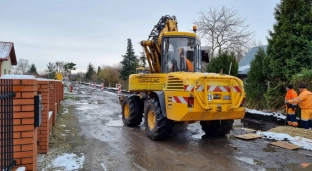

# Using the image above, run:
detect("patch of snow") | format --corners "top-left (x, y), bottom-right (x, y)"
top-left (106, 120), bottom-right (123, 127)
top-left (101, 163), bottom-right (108, 171)
top-left (50, 153), bottom-right (84, 170)
top-left (238, 65), bottom-right (250, 72)
top-left (246, 108), bottom-right (286, 120)
top-left (234, 156), bottom-right (255, 165)
top-left (76, 106), bottom-right (93, 110)
top-left (15, 167), bottom-right (26, 171)
top-left (118, 115), bottom-right (122, 118)
top-left (62, 108), bottom-right (69, 114)
top-left (191, 132), bottom-right (205, 139)
top-left (49, 111), bottom-right (53, 119)
top-left (257, 131), bottom-right (312, 151)
top-left (60, 125), bottom-right (66, 127)
top-left (0, 75), bottom-right (35, 79)
top-left (187, 123), bottom-right (205, 139)
top-left (61, 134), bottom-right (66, 136)
top-left (103, 91), bottom-right (117, 96)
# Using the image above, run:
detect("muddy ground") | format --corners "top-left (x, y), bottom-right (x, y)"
top-left (41, 85), bottom-right (312, 171)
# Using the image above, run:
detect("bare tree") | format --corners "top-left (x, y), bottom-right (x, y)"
top-left (193, 6), bottom-right (254, 61)
top-left (14, 59), bottom-right (30, 74)
top-left (55, 61), bottom-right (65, 74)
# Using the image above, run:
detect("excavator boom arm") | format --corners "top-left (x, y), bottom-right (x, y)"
top-left (141, 15), bottom-right (178, 73)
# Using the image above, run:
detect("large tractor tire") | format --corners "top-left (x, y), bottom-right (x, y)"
top-left (200, 120), bottom-right (234, 136)
top-left (144, 98), bottom-right (174, 140)
top-left (122, 96), bottom-right (144, 127)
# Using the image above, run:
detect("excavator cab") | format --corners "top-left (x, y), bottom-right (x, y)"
top-left (162, 36), bottom-right (201, 73)
top-left (136, 67), bottom-right (150, 74)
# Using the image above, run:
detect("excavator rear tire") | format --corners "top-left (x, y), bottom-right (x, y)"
top-left (122, 96), bottom-right (143, 127)
top-left (200, 120), bottom-right (234, 136)
top-left (144, 98), bottom-right (174, 140)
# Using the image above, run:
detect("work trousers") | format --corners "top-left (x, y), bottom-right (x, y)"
top-left (300, 109), bottom-right (312, 129)
top-left (286, 107), bottom-right (298, 127)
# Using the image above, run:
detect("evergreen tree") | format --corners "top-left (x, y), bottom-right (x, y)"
top-left (263, 0), bottom-right (312, 109)
top-left (85, 62), bottom-right (96, 81)
top-left (245, 47), bottom-right (267, 109)
top-left (265, 0), bottom-right (312, 82)
top-left (47, 62), bottom-right (56, 79)
top-left (119, 38), bottom-right (139, 81)
top-left (97, 66), bottom-right (101, 75)
top-left (28, 64), bottom-right (38, 76)
top-left (206, 51), bottom-right (238, 76)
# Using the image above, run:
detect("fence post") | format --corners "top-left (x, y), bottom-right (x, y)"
top-left (0, 79), bottom-right (16, 171)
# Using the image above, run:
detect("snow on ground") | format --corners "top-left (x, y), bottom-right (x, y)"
top-left (49, 153), bottom-right (85, 170)
top-left (62, 108), bottom-right (69, 114)
top-left (103, 91), bottom-right (118, 96)
top-left (76, 106), bottom-right (94, 110)
top-left (246, 108), bottom-right (286, 120)
top-left (187, 123), bottom-right (205, 139)
top-left (257, 131), bottom-right (312, 151)
top-left (15, 166), bottom-right (26, 171)
top-left (106, 119), bottom-right (123, 127)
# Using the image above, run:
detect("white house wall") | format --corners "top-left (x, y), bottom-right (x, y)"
top-left (1, 58), bottom-right (12, 76)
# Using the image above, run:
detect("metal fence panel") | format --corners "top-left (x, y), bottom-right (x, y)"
top-left (0, 79), bottom-right (16, 171)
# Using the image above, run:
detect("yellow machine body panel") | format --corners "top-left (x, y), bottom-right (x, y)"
top-left (129, 73), bottom-right (166, 91)
top-left (163, 72), bottom-right (245, 121)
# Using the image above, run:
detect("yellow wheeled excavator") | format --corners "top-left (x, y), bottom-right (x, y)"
top-left (119, 15), bottom-right (246, 140)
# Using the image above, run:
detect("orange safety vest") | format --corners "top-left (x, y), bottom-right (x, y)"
top-left (285, 89), bottom-right (298, 105)
top-left (292, 89), bottom-right (312, 110)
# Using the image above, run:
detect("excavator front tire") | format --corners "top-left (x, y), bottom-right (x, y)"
top-left (144, 98), bottom-right (174, 140)
top-left (122, 96), bottom-right (143, 127)
top-left (200, 120), bottom-right (234, 136)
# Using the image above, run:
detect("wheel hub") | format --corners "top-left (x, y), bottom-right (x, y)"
top-left (124, 103), bottom-right (129, 119)
top-left (147, 110), bottom-right (156, 130)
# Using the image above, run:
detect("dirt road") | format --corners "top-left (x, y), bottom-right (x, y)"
top-left (41, 85), bottom-right (312, 171)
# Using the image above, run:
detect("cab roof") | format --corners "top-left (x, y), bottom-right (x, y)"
top-left (162, 32), bottom-right (201, 42)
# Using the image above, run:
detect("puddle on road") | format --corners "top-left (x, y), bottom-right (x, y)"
top-left (262, 146), bottom-right (277, 152)
top-left (106, 120), bottom-right (123, 127)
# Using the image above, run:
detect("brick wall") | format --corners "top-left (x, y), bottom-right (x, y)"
top-left (12, 79), bottom-right (38, 171)
top-left (37, 80), bottom-right (49, 154)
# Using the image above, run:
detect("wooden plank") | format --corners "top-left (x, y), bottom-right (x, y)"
top-left (234, 134), bottom-right (263, 140)
top-left (270, 141), bottom-right (300, 150)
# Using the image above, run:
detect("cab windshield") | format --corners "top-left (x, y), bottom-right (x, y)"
top-left (162, 37), bottom-right (195, 73)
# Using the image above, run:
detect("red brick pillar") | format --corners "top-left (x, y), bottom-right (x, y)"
top-left (37, 79), bottom-right (49, 154)
top-left (49, 80), bottom-right (56, 125)
top-left (11, 78), bottom-right (38, 171)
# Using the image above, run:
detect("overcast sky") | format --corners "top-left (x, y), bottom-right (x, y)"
top-left (0, 0), bottom-right (280, 73)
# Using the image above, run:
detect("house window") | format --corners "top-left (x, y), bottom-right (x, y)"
top-left (4, 69), bottom-right (6, 75)
top-left (8, 70), bottom-right (10, 74)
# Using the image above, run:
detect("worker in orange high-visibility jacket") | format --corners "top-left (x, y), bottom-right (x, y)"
top-left (284, 85), bottom-right (298, 126)
top-left (286, 83), bottom-right (312, 129)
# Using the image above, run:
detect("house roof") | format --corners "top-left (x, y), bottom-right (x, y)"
top-left (0, 42), bottom-right (17, 65)
top-left (238, 45), bottom-right (267, 75)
